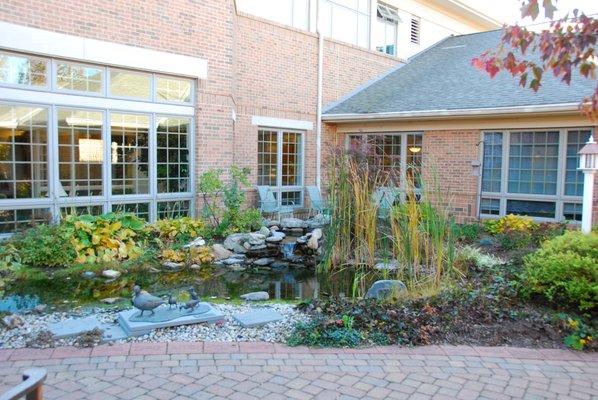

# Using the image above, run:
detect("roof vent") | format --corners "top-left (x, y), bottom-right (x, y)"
top-left (410, 16), bottom-right (421, 45)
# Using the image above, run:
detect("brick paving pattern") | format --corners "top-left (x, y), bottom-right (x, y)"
top-left (0, 343), bottom-right (596, 399)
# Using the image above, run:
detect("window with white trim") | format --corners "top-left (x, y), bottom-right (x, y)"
top-left (347, 132), bottom-right (423, 189)
top-left (257, 129), bottom-right (304, 207)
top-left (236, 0), bottom-right (310, 30)
top-left (320, 0), bottom-right (370, 48)
top-left (0, 50), bottom-right (196, 234)
top-left (374, 3), bottom-right (399, 56)
top-left (480, 129), bottom-right (592, 221)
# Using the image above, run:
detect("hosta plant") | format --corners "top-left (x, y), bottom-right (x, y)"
top-left (153, 217), bottom-right (206, 245)
top-left (484, 214), bottom-right (538, 235)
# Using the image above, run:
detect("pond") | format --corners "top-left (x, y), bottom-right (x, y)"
top-left (2, 263), bottom-right (391, 310)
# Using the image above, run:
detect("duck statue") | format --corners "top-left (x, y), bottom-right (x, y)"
top-left (132, 285), bottom-right (165, 316)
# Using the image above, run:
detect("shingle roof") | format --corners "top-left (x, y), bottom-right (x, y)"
top-left (324, 30), bottom-right (595, 116)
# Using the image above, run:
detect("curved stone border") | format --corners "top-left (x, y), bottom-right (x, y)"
top-left (1, 343), bottom-right (596, 361)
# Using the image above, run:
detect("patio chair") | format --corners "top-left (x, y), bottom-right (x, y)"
top-left (305, 185), bottom-right (329, 216)
top-left (257, 186), bottom-right (278, 214)
top-left (373, 187), bottom-right (400, 219)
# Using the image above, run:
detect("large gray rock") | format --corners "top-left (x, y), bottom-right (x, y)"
top-left (240, 291), bottom-right (270, 301)
top-left (212, 244), bottom-right (233, 261)
top-left (281, 217), bottom-right (306, 229)
top-left (233, 309), bottom-right (283, 327)
top-left (223, 258), bottom-right (245, 265)
top-left (307, 228), bottom-right (323, 250)
top-left (102, 269), bottom-right (121, 279)
top-left (224, 233), bottom-right (266, 253)
top-left (253, 257), bottom-right (275, 266)
top-left (266, 231), bottom-right (285, 243)
top-left (259, 226), bottom-right (271, 237)
top-left (162, 261), bottom-right (184, 270)
top-left (374, 260), bottom-right (399, 271)
top-left (183, 236), bottom-right (206, 249)
top-left (365, 280), bottom-right (407, 300)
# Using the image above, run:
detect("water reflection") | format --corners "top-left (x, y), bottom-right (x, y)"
top-left (0, 294), bottom-right (40, 313)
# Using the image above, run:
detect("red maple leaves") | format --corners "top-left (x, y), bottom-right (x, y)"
top-left (472, 0), bottom-right (598, 118)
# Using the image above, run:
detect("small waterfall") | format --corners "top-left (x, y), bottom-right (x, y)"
top-left (281, 242), bottom-right (296, 260)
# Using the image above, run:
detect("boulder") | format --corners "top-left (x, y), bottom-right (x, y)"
top-left (307, 228), bottom-right (323, 250)
top-left (81, 271), bottom-right (95, 279)
top-left (190, 264), bottom-right (201, 270)
top-left (102, 269), bottom-right (121, 279)
top-left (162, 262), bottom-right (184, 270)
top-left (183, 236), bottom-right (206, 249)
top-left (271, 261), bottom-right (289, 269)
top-left (253, 257), bottom-right (275, 266)
top-left (270, 225), bottom-right (280, 232)
top-left (374, 260), bottom-right (399, 271)
top-left (259, 226), bottom-right (271, 237)
top-left (306, 214), bottom-right (331, 229)
top-left (212, 244), bottom-right (234, 261)
top-left (223, 258), bottom-right (245, 265)
top-left (240, 291), bottom-right (270, 301)
top-left (266, 231), bottom-right (285, 243)
top-left (264, 218), bottom-right (280, 227)
top-left (2, 314), bottom-right (24, 329)
top-left (281, 217), bottom-right (306, 229)
top-left (223, 233), bottom-right (251, 253)
top-left (365, 280), bottom-right (407, 300)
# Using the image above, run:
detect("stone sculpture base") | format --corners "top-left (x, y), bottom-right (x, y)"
top-left (128, 303), bottom-right (211, 323)
top-left (118, 303), bottom-right (224, 336)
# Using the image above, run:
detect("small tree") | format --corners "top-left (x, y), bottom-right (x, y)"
top-left (472, 0), bottom-right (598, 117)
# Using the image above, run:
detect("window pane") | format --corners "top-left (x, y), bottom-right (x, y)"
top-left (506, 200), bottom-right (556, 219)
top-left (56, 62), bottom-right (102, 93)
top-left (112, 202), bottom-right (150, 221)
top-left (281, 191), bottom-right (302, 206)
top-left (563, 202), bottom-right (582, 222)
top-left (110, 113), bottom-right (150, 195)
top-left (480, 198), bottom-right (500, 215)
top-left (508, 131), bottom-right (559, 195)
top-left (282, 132), bottom-right (302, 186)
top-left (482, 132), bottom-right (502, 193)
top-left (406, 133), bottom-right (422, 188)
top-left (60, 204), bottom-right (104, 217)
top-left (156, 117), bottom-right (190, 193)
top-left (292, 0), bottom-right (310, 30)
top-left (0, 52), bottom-right (47, 86)
top-left (565, 130), bottom-right (591, 196)
top-left (257, 130), bottom-right (278, 186)
top-left (0, 105), bottom-right (48, 199)
top-left (331, 4), bottom-right (358, 44)
top-left (157, 200), bottom-right (190, 219)
top-left (57, 108), bottom-right (104, 197)
top-left (110, 70), bottom-right (151, 99)
top-left (0, 208), bottom-right (51, 234)
top-left (156, 77), bottom-right (192, 103)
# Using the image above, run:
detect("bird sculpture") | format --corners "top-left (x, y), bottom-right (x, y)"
top-left (132, 285), bottom-right (165, 317)
top-left (180, 288), bottom-right (200, 312)
top-left (167, 293), bottom-right (177, 310)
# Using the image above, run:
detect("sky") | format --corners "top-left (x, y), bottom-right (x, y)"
top-left (460, 0), bottom-right (598, 25)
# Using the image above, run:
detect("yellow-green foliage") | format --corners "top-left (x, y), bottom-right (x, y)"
top-left (161, 248), bottom-right (186, 263)
top-left (63, 213), bottom-right (147, 264)
top-left (484, 214), bottom-right (538, 234)
top-left (189, 246), bottom-right (214, 264)
top-left (153, 217), bottom-right (205, 244)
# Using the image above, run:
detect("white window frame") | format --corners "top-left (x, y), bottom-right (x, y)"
top-left (108, 67), bottom-right (153, 102)
top-left (0, 65), bottom-right (196, 237)
top-left (478, 128), bottom-right (592, 222)
top-left (0, 50), bottom-right (50, 91)
top-left (321, 0), bottom-right (371, 48)
top-left (375, 3), bottom-right (398, 56)
top-left (53, 59), bottom-right (105, 96)
top-left (257, 127), bottom-right (305, 208)
top-left (345, 131), bottom-right (424, 199)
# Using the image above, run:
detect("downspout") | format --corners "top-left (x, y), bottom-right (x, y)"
top-left (316, 1), bottom-right (323, 190)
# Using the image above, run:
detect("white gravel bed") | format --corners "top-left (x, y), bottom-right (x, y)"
top-left (0, 303), bottom-right (310, 349)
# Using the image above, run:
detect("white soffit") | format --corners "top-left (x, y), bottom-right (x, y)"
top-left (252, 116), bottom-right (313, 130)
top-left (0, 21), bottom-right (208, 80)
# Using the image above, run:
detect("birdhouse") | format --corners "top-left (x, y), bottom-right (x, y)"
top-left (578, 137), bottom-right (598, 172)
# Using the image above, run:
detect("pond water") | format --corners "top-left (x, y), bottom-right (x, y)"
top-left (0, 294), bottom-right (40, 313)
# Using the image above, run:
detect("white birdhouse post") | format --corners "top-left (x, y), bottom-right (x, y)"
top-left (578, 135), bottom-right (598, 234)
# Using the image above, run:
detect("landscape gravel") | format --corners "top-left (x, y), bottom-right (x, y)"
top-left (0, 303), bottom-right (310, 349)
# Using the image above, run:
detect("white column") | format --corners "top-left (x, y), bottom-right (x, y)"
top-left (581, 171), bottom-right (595, 234)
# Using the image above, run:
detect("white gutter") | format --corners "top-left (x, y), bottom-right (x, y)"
top-left (322, 103), bottom-right (583, 122)
top-left (315, 1), bottom-right (324, 190)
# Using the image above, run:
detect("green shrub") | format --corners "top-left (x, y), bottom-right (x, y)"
top-left (484, 214), bottom-right (537, 235)
top-left (522, 231), bottom-right (598, 312)
top-left (452, 223), bottom-right (483, 243)
top-left (153, 217), bottom-right (206, 245)
top-left (218, 208), bottom-right (262, 236)
top-left (287, 318), bottom-right (363, 348)
top-left (12, 224), bottom-right (76, 268)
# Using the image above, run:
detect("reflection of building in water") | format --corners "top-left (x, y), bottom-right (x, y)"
top-left (269, 273), bottom-right (318, 300)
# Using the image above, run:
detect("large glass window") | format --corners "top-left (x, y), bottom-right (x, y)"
top-left (110, 113), bottom-right (150, 195)
top-left (0, 52), bottom-right (47, 87)
top-left (57, 108), bottom-right (104, 197)
top-left (321, 0), bottom-right (370, 48)
top-left (0, 105), bottom-right (48, 200)
top-left (110, 70), bottom-right (151, 100)
top-left (157, 117), bottom-right (190, 193)
top-left (347, 132), bottom-right (423, 189)
top-left (56, 62), bottom-right (103, 93)
top-left (374, 3), bottom-right (399, 56)
top-left (236, 0), bottom-right (309, 30)
top-left (481, 129), bottom-right (592, 221)
top-left (156, 77), bottom-right (192, 103)
top-left (0, 208), bottom-right (50, 234)
top-left (257, 129), bottom-right (304, 207)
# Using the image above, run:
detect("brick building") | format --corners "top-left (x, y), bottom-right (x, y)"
top-left (0, 0), bottom-right (499, 234)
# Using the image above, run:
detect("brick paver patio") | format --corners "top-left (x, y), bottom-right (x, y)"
top-left (0, 343), bottom-right (596, 399)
